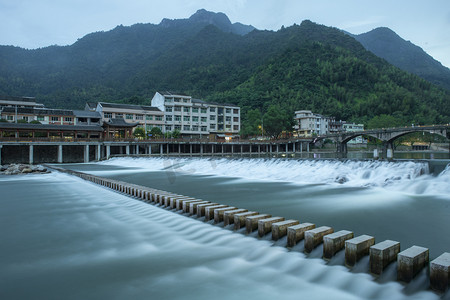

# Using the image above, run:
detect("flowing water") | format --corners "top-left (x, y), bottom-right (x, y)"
top-left (1, 157), bottom-right (449, 299)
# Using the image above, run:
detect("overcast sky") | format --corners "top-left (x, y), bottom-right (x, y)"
top-left (1, 0), bottom-right (449, 67)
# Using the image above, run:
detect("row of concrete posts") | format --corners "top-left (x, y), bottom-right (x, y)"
top-left (49, 165), bottom-right (450, 294)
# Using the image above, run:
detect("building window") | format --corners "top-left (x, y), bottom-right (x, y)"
top-left (146, 115), bottom-right (153, 120)
top-left (64, 117), bottom-right (73, 122)
top-left (183, 125), bottom-right (190, 131)
top-left (165, 125), bottom-right (172, 131)
top-left (201, 126), bottom-right (207, 132)
top-left (174, 125), bottom-right (181, 130)
top-left (226, 116), bottom-right (231, 122)
top-left (183, 99), bottom-right (189, 103)
top-left (226, 125), bottom-right (232, 130)
top-left (174, 107), bottom-right (181, 112)
top-left (51, 116), bottom-right (59, 122)
top-left (192, 116), bottom-right (199, 122)
top-left (165, 106), bottom-right (172, 112)
top-left (210, 107), bottom-right (216, 113)
top-left (183, 107), bottom-right (190, 113)
top-left (6, 115), bottom-right (14, 121)
top-left (164, 98), bottom-right (173, 103)
top-left (37, 116), bottom-right (45, 121)
top-left (126, 114), bottom-right (133, 120)
top-left (210, 115), bottom-right (216, 121)
top-left (192, 108), bottom-right (199, 113)
top-left (174, 98), bottom-right (181, 103)
top-left (116, 113), bottom-right (123, 118)
top-left (201, 108), bottom-right (207, 114)
top-left (226, 108), bottom-right (231, 114)
top-left (201, 117), bottom-right (207, 123)
top-left (183, 116), bottom-right (190, 122)
top-left (192, 125), bottom-right (199, 131)
top-left (233, 117), bottom-right (239, 122)
top-left (210, 124), bottom-right (216, 130)
top-left (166, 116), bottom-right (173, 122)
top-left (22, 116), bottom-right (28, 121)
top-left (233, 109), bottom-right (239, 114)
top-left (155, 116), bottom-right (163, 121)
top-left (104, 112), bottom-right (112, 119)
top-left (135, 114), bottom-right (143, 120)
top-left (174, 116), bottom-right (181, 122)
top-left (233, 125), bottom-right (239, 130)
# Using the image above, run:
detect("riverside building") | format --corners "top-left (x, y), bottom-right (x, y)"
top-left (293, 110), bottom-right (329, 137)
top-left (93, 102), bottom-right (164, 133)
top-left (151, 92), bottom-right (240, 139)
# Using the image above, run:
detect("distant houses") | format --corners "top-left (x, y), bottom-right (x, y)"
top-left (293, 109), bottom-right (366, 143)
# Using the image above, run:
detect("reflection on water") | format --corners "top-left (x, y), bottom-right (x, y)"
top-left (0, 172), bottom-right (443, 299)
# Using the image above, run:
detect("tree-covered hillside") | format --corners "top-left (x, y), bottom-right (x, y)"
top-left (0, 10), bottom-right (449, 133)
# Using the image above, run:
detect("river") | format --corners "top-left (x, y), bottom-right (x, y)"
top-left (1, 157), bottom-right (449, 299)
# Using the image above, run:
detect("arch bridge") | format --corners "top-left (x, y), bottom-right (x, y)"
top-left (318, 125), bottom-right (450, 158)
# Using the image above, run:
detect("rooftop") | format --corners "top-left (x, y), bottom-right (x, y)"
top-left (99, 102), bottom-right (161, 112)
top-left (1, 107), bottom-right (75, 116)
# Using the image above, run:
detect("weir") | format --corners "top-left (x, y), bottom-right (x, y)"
top-left (46, 165), bottom-right (450, 294)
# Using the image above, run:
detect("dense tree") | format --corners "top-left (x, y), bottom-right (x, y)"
top-left (263, 105), bottom-right (292, 138)
top-left (149, 127), bottom-right (162, 138)
top-left (133, 127), bottom-right (145, 139)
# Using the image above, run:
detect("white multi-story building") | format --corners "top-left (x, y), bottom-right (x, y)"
top-left (151, 92), bottom-right (240, 137)
top-left (343, 123), bottom-right (366, 144)
top-left (293, 110), bottom-right (329, 137)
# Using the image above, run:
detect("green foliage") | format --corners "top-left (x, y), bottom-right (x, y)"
top-left (17, 119), bottom-right (28, 123)
top-left (0, 118), bottom-right (7, 122)
top-left (29, 120), bottom-right (41, 124)
top-left (133, 127), bottom-right (146, 139)
top-left (149, 127), bottom-right (163, 138)
top-left (240, 109), bottom-right (262, 137)
top-left (263, 105), bottom-right (292, 138)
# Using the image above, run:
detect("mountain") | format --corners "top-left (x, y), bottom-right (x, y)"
top-left (353, 27), bottom-right (450, 90)
top-left (160, 9), bottom-right (255, 35)
top-left (0, 10), bottom-right (449, 130)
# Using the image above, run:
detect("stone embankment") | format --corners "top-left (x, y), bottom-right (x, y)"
top-left (0, 164), bottom-right (50, 175)
top-left (47, 165), bottom-right (450, 295)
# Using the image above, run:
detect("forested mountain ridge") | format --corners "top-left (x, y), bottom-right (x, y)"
top-left (352, 27), bottom-right (450, 91)
top-left (0, 10), bottom-right (449, 132)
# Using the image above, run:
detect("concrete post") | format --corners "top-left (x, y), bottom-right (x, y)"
top-left (196, 203), bottom-right (219, 217)
top-left (373, 149), bottom-right (379, 160)
top-left (369, 240), bottom-right (400, 275)
top-left (272, 220), bottom-right (299, 241)
top-left (307, 143), bottom-right (309, 152)
top-left (179, 144), bottom-right (181, 155)
top-left (246, 214), bottom-right (271, 234)
top-left (166, 143), bottom-right (169, 155)
top-left (29, 145), bottom-right (34, 164)
top-left (397, 246), bottom-right (429, 282)
top-left (234, 211), bottom-right (258, 230)
top-left (214, 207), bottom-right (237, 223)
top-left (0, 145), bottom-right (2, 165)
top-left (190, 144), bottom-right (193, 155)
top-left (300, 142), bottom-right (303, 153)
top-left (223, 209), bottom-right (248, 226)
top-left (345, 235), bottom-right (375, 267)
top-left (221, 144), bottom-right (224, 154)
top-left (304, 226), bottom-right (334, 253)
top-left (286, 143), bottom-right (288, 153)
top-left (149, 144), bottom-right (152, 155)
top-left (189, 201), bottom-right (211, 215)
top-left (136, 145), bottom-right (139, 155)
top-left (323, 230), bottom-right (354, 259)
top-left (276, 144), bottom-right (279, 153)
top-left (430, 252), bottom-right (450, 293)
top-left (84, 145), bottom-right (89, 163)
top-left (231, 144), bottom-right (234, 154)
top-left (126, 145), bottom-right (130, 155)
top-left (293, 142), bottom-right (296, 153)
top-left (258, 217), bottom-right (285, 237)
top-left (96, 144), bottom-right (101, 161)
top-left (200, 143), bottom-right (203, 156)
top-left (160, 144), bottom-right (163, 156)
top-left (106, 145), bottom-right (111, 159)
top-left (205, 205), bottom-right (228, 221)
top-left (287, 223), bottom-right (315, 247)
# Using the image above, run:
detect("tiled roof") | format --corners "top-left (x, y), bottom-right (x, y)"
top-left (100, 102), bottom-right (161, 112)
top-left (103, 118), bottom-right (138, 127)
top-left (1, 107), bottom-right (74, 116)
